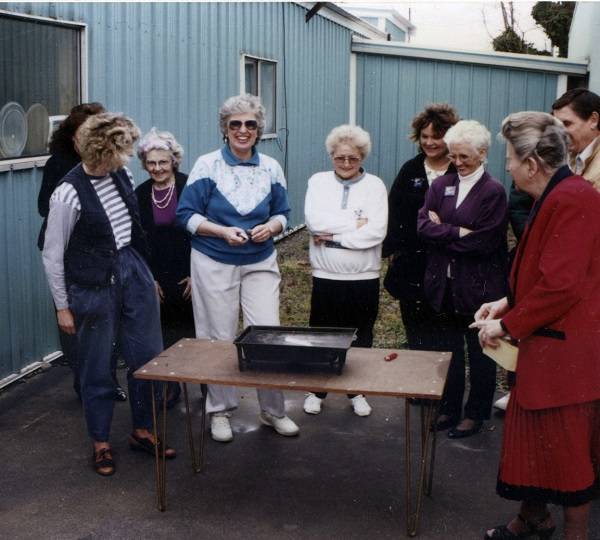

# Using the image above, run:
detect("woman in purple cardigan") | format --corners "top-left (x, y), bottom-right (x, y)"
top-left (417, 120), bottom-right (507, 438)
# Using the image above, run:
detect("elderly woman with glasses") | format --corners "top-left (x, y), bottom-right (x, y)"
top-left (417, 120), bottom-right (508, 438)
top-left (472, 112), bottom-right (600, 540)
top-left (176, 94), bottom-right (299, 443)
top-left (135, 128), bottom-right (194, 408)
top-left (303, 124), bottom-right (388, 417)
top-left (42, 113), bottom-right (174, 476)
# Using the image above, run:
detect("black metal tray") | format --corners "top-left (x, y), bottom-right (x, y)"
top-left (233, 326), bottom-right (357, 375)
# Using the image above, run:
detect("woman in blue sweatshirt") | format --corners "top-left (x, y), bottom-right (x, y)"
top-left (177, 94), bottom-right (299, 443)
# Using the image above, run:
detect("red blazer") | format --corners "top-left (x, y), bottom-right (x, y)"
top-left (502, 171), bottom-right (600, 410)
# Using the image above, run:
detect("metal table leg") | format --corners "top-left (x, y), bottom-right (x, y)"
top-left (405, 398), bottom-right (439, 537)
top-left (183, 382), bottom-right (207, 474)
top-left (151, 381), bottom-right (168, 511)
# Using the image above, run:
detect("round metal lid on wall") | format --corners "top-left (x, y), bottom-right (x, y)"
top-left (0, 102), bottom-right (28, 158)
top-left (24, 103), bottom-right (50, 156)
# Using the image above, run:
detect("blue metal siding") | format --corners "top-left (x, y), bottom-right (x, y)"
top-left (355, 53), bottom-right (559, 189)
top-left (0, 167), bottom-right (58, 378)
top-left (0, 2), bottom-right (352, 377)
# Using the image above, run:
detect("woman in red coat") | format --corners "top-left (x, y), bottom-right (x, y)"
top-left (473, 111), bottom-right (600, 540)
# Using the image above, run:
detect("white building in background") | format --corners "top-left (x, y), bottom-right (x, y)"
top-left (343, 4), bottom-right (415, 42)
top-left (568, 2), bottom-right (600, 92)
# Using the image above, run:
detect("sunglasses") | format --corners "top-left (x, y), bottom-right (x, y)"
top-left (228, 120), bottom-right (258, 131)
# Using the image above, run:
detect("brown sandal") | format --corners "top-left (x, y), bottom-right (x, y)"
top-left (92, 446), bottom-right (115, 476)
top-left (128, 433), bottom-right (176, 460)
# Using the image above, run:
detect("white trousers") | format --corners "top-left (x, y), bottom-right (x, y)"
top-left (190, 249), bottom-right (285, 416)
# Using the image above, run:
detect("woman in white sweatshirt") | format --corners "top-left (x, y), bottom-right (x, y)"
top-left (303, 125), bottom-right (388, 417)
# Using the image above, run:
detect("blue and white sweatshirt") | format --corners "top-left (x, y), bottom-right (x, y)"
top-left (176, 145), bottom-right (290, 265)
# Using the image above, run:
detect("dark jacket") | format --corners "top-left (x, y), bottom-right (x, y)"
top-left (508, 181), bottom-right (534, 242)
top-left (63, 164), bottom-right (149, 287)
top-left (502, 169), bottom-right (600, 410)
top-left (417, 171), bottom-right (508, 314)
top-left (382, 153), bottom-right (455, 301)
top-left (135, 172), bottom-right (191, 300)
top-left (37, 150), bottom-right (80, 249)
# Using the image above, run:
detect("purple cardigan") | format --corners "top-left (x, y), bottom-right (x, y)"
top-left (417, 171), bottom-right (508, 314)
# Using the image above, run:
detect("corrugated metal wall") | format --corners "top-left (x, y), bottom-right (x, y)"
top-left (355, 53), bottom-right (559, 189)
top-left (0, 2), bottom-right (352, 378)
top-left (0, 166), bottom-right (58, 376)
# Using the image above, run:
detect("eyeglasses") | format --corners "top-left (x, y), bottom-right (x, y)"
top-left (228, 120), bottom-right (258, 131)
top-left (333, 155), bottom-right (361, 165)
top-left (146, 159), bottom-right (171, 169)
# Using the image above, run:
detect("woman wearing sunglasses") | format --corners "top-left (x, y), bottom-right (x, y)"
top-left (176, 94), bottom-right (299, 443)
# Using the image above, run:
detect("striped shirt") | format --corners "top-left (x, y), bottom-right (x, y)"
top-left (51, 173), bottom-right (133, 249)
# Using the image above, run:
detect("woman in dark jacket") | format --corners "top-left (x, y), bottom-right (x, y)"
top-left (417, 119), bottom-right (507, 438)
top-left (383, 104), bottom-right (458, 351)
top-left (37, 102), bottom-right (126, 402)
top-left (136, 128), bottom-right (194, 407)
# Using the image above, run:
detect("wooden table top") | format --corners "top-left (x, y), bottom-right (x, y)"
top-left (135, 339), bottom-right (451, 399)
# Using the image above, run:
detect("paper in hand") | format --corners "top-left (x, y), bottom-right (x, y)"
top-left (483, 339), bottom-right (518, 372)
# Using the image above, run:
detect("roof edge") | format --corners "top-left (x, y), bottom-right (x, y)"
top-left (352, 37), bottom-right (588, 75)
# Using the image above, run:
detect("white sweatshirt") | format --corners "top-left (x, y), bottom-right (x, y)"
top-left (304, 170), bottom-right (388, 280)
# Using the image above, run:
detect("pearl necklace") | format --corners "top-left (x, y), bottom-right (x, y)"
top-left (152, 182), bottom-right (175, 209)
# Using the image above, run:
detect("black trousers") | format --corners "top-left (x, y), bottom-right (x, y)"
top-left (432, 286), bottom-right (497, 421)
top-left (309, 277), bottom-right (380, 399)
top-left (399, 297), bottom-right (443, 351)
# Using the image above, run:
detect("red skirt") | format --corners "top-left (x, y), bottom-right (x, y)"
top-left (497, 392), bottom-right (600, 506)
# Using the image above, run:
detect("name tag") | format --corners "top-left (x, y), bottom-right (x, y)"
top-left (444, 186), bottom-right (456, 197)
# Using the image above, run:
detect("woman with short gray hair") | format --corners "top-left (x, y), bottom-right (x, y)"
top-left (135, 128), bottom-right (193, 408)
top-left (177, 94), bottom-right (299, 442)
top-left (417, 119), bottom-right (508, 438)
top-left (473, 111), bottom-right (600, 540)
top-left (303, 124), bottom-right (388, 417)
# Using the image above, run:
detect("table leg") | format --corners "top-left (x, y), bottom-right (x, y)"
top-left (183, 382), bottom-right (207, 474)
top-left (405, 398), bottom-right (439, 537)
top-left (151, 381), bottom-right (168, 511)
top-left (425, 402), bottom-right (440, 497)
top-left (199, 383), bottom-right (207, 470)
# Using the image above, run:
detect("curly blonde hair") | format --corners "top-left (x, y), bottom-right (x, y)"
top-left (77, 112), bottom-right (141, 171)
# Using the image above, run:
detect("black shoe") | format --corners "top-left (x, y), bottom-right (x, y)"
top-left (484, 513), bottom-right (556, 539)
top-left (114, 386), bottom-right (128, 402)
top-left (92, 446), bottom-right (116, 477)
top-left (448, 420), bottom-right (483, 439)
top-left (431, 415), bottom-right (458, 432)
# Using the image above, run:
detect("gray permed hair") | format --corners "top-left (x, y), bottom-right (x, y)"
top-left (500, 111), bottom-right (568, 172)
top-left (137, 127), bottom-right (184, 169)
top-left (444, 120), bottom-right (491, 154)
top-left (219, 94), bottom-right (265, 140)
top-left (77, 112), bottom-right (140, 171)
top-left (325, 124), bottom-right (372, 159)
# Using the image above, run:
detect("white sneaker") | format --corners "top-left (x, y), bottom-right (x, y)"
top-left (259, 411), bottom-right (300, 436)
top-left (494, 393), bottom-right (510, 411)
top-left (303, 393), bottom-right (323, 415)
top-left (210, 412), bottom-right (233, 442)
top-left (351, 395), bottom-right (372, 417)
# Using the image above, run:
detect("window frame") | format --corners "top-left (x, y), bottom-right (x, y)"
top-left (239, 53), bottom-right (278, 139)
top-left (0, 10), bottom-right (87, 172)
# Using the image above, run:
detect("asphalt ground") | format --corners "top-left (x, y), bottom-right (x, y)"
top-left (1, 363), bottom-right (599, 540)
